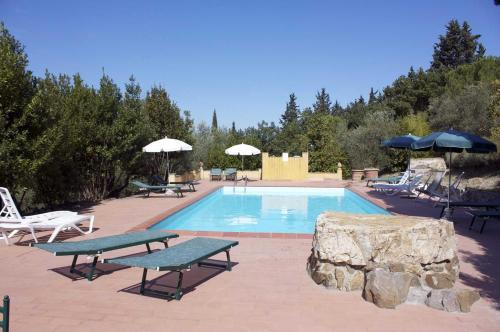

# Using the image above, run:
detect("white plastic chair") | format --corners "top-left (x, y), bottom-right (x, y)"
top-left (0, 187), bottom-right (94, 245)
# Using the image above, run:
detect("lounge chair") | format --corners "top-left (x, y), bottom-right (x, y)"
top-left (372, 174), bottom-right (424, 196)
top-left (415, 170), bottom-right (447, 199)
top-left (151, 175), bottom-right (197, 192)
top-left (366, 170), bottom-right (410, 187)
top-left (432, 172), bottom-right (465, 204)
top-left (468, 210), bottom-right (500, 233)
top-left (130, 180), bottom-right (183, 198)
top-left (438, 201), bottom-right (500, 218)
top-left (224, 168), bottom-right (237, 181)
top-left (105, 237), bottom-right (239, 300)
top-left (210, 168), bottom-right (222, 181)
top-left (33, 230), bottom-right (179, 281)
top-left (0, 187), bottom-right (94, 245)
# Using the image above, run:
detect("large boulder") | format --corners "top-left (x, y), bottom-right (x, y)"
top-left (308, 212), bottom-right (458, 290)
top-left (307, 212), bottom-right (478, 312)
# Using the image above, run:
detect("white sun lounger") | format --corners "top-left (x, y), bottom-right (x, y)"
top-left (0, 187), bottom-right (94, 244)
top-left (372, 174), bottom-right (424, 196)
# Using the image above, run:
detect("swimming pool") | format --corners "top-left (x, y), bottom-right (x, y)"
top-left (150, 186), bottom-right (388, 234)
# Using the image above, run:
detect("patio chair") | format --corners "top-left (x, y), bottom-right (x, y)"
top-left (33, 230), bottom-right (179, 281)
top-left (151, 175), bottom-right (197, 192)
top-left (433, 172), bottom-right (465, 204)
top-left (415, 170), bottom-right (447, 199)
top-left (372, 174), bottom-right (424, 196)
top-left (0, 187), bottom-right (95, 245)
top-left (210, 168), bottom-right (222, 181)
top-left (366, 170), bottom-right (410, 187)
top-left (105, 237), bottom-right (239, 300)
top-left (130, 180), bottom-right (183, 198)
top-left (224, 168), bottom-right (237, 181)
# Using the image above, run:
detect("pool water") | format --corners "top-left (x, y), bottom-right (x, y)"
top-left (150, 187), bottom-right (389, 234)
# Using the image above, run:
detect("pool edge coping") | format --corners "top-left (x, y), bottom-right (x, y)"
top-left (128, 181), bottom-right (390, 239)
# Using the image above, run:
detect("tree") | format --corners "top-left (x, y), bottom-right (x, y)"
top-left (431, 20), bottom-right (485, 70)
top-left (303, 112), bottom-right (347, 172)
top-left (231, 121), bottom-right (236, 135)
top-left (331, 100), bottom-right (343, 115)
top-left (144, 86), bottom-right (189, 140)
top-left (368, 88), bottom-right (378, 104)
top-left (340, 109), bottom-right (397, 170)
top-left (280, 93), bottom-right (300, 126)
top-left (211, 109), bottom-right (218, 133)
top-left (313, 88), bottom-right (332, 114)
top-left (428, 83), bottom-right (492, 136)
top-left (0, 22), bottom-right (35, 192)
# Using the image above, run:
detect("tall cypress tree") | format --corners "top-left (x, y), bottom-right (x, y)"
top-left (280, 93), bottom-right (300, 127)
top-left (431, 20), bottom-right (485, 69)
top-left (211, 109), bottom-right (218, 133)
top-left (313, 88), bottom-right (332, 114)
top-left (231, 121), bottom-right (236, 135)
top-left (368, 88), bottom-right (378, 104)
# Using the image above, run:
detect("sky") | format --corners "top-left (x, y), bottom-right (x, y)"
top-left (2, 0), bottom-right (500, 128)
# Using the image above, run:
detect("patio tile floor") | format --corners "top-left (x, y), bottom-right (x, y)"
top-left (1, 180), bottom-right (499, 331)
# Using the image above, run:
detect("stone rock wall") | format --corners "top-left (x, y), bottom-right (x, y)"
top-left (307, 212), bottom-right (480, 312)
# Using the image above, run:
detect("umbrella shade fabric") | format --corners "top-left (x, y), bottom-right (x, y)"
top-left (381, 134), bottom-right (421, 149)
top-left (225, 143), bottom-right (261, 156)
top-left (411, 129), bottom-right (497, 153)
top-left (143, 137), bottom-right (192, 153)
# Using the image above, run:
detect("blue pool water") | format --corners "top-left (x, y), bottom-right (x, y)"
top-left (150, 187), bottom-right (389, 234)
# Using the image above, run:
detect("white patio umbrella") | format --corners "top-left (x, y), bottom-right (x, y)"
top-left (225, 143), bottom-right (261, 170)
top-left (143, 137), bottom-right (192, 180)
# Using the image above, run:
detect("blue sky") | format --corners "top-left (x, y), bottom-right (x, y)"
top-left (2, 0), bottom-right (500, 128)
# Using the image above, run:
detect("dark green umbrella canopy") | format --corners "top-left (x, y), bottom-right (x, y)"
top-left (382, 134), bottom-right (421, 149)
top-left (381, 134), bottom-right (421, 172)
top-left (411, 129), bottom-right (497, 153)
top-left (411, 129), bottom-right (497, 219)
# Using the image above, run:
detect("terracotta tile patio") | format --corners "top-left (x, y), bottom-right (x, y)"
top-left (1, 180), bottom-right (499, 331)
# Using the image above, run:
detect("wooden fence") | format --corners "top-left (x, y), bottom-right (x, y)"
top-left (261, 152), bottom-right (309, 180)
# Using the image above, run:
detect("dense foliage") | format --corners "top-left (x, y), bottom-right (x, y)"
top-left (0, 19), bottom-right (499, 211)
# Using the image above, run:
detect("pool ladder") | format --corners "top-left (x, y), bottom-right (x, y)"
top-left (233, 176), bottom-right (248, 192)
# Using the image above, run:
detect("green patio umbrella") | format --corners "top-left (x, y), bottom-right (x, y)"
top-left (411, 129), bottom-right (497, 219)
top-left (381, 134), bottom-right (421, 172)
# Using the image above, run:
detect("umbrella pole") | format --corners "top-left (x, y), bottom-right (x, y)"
top-left (165, 152), bottom-right (170, 183)
top-left (444, 152), bottom-right (452, 220)
top-left (408, 149), bottom-right (411, 175)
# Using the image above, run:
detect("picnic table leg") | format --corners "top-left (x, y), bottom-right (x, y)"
top-left (225, 250), bottom-right (232, 271)
top-left (140, 268), bottom-right (148, 295)
top-left (70, 255), bottom-right (79, 274)
top-left (163, 240), bottom-right (169, 248)
top-left (175, 271), bottom-right (184, 300)
top-left (87, 256), bottom-right (98, 281)
top-left (146, 243), bottom-right (152, 253)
